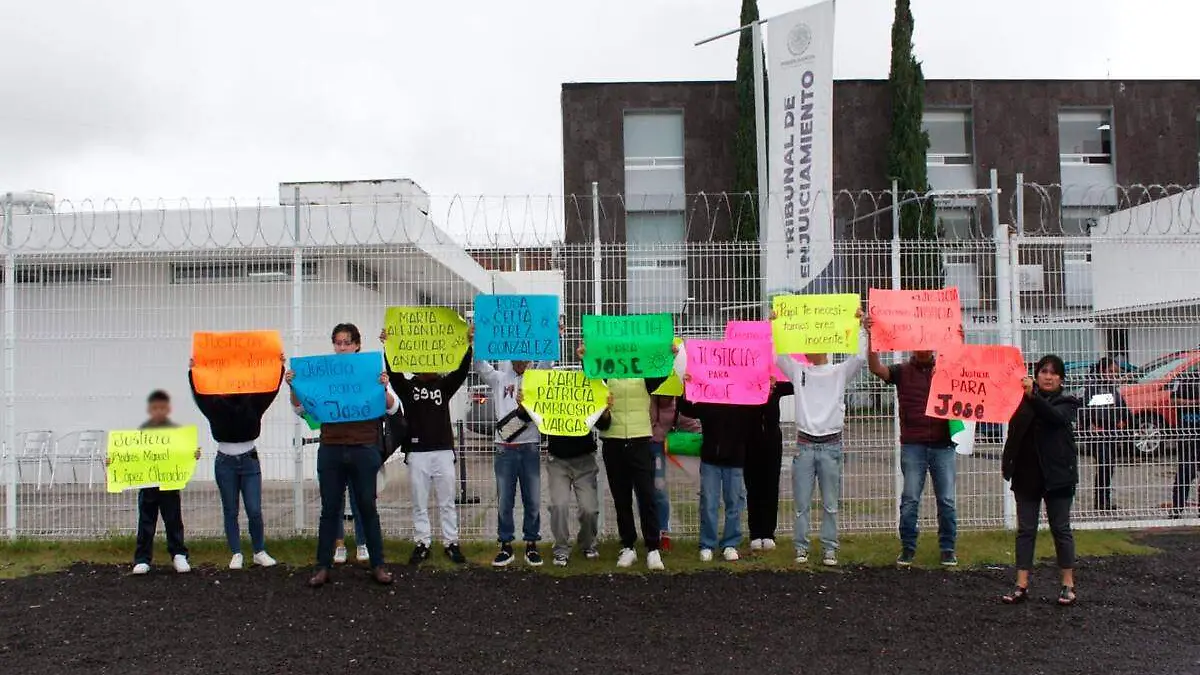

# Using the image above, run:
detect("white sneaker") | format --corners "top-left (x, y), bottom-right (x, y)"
top-left (822, 551), bottom-right (838, 567)
top-left (761, 538), bottom-right (777, 551)
top-left (794, 551), bottom-right (809, 564)
top-left (646, 549), bottom-right (665, 571)
top-left (253, 551), bottom-right (277, 568)
top-left (722, 547), bottom-right (740, 562)
top-left (132, 563), bottom-right (151, 575)
top-left (749, 538), bottom-right (763, 551)
top-left (229, 553), bottom-right (244, 570)
top-left (699, 548), bottom-right (714, 562)
top-left (172, 554), bottom-right (191, 574)
top-left (333, 546), bottom-right (348, 564)
top-left (616, 548), bottom-right (638, 568)
top-left (356, 545), bottom-right (369, 562)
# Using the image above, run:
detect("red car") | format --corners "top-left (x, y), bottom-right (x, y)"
top-left (1111, 349), bottom-right (1200, 455)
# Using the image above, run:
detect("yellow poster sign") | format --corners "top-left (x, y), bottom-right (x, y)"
top-left (652, 337), bottom-right (685, 396)
top-left (521, 369), bottom-right (610, 437)
top-left (771, 294), bottom-right (861, 354)
top-left (106, 426), bottom-right (200, 493)
top-left (383, 306), bottom-right (470, 373)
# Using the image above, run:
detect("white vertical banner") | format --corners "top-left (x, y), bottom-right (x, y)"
top-left (764, 0), bottom-right (836, 298)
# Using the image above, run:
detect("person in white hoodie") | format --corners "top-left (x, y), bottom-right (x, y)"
top-left (775, 307), bottom-right (866, 567)
top-left (476, 358), bottom-right (550, 567)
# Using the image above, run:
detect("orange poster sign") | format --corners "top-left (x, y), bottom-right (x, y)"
top-left (867, 287), bottom-right (963, 352)
top-left (925, 344), bottom-right (1027, 424)
top-left (191, 331), bottom-right (284, 395)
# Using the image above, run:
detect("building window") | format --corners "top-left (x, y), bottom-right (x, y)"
top-left (1059, 110), bottom-right (1112, 165)
top-left (625, 212), bottom-right (687, 314)
top-left (935, 207), bottom-right (976, 240)
top-left (923, 110), bottom-right (973, 165)
top-left (623, 111), bottom-right (687, 314)
top-left (2, 264), bottom-right (112, 285)
top-left (623, 111), bottom-right (685, 211)
top-left (172, 259), bottom-right (318, 284)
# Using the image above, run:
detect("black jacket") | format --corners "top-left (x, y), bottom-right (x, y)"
top-left (674, 397), bottom-right (762, 468)
top-left (546, 410), bottom-right (612, 459)
top-left (1002, 388), bottom-right (1082, 497)
top-left (387, 348), bottom-right (472, 452)
top-left (189, 368), bottom-right (282, 443)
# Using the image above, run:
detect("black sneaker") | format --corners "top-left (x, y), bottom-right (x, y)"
top-left (940, 550), bottom-right (959, 567)
top-left (445, 543), bottom-right (467, 564)
top-left (492, 543), bottom-right (515, 567)
top-left (896, 548), bottom-right (916, 567)
top-left (408, 543), bottom-right (430, 566)
top-left (524, 543), bottom-right (543, 567)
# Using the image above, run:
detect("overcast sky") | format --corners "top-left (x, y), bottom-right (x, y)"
top-left (1, 0), bottom-right (1195, 206)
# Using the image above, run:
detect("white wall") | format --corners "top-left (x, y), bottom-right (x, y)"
top-left (1126, 326), bottom-right (1200, 366)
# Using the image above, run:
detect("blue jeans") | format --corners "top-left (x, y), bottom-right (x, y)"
top-left (214, 452), bottom-right (266, 555)
top-left (335, 481), bottom-right (366, 544)
top-left (316, 444), bottom-right (385, 569)
top-left (899, 443), bottom-right (958, 552)
top-left (699, 462), bottom-right (745, 551)
top-left (792, 441), bottom-right (843, 553)
top-left (650, 441), bottom-right (670, 532)
top-left (495, 443), bottom-right (541, 543)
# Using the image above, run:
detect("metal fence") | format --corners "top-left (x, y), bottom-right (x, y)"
top-left (1, 180), bottom-right (1198, 543)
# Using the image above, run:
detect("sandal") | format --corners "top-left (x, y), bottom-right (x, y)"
top-left (1057, 585), bottom-right (1077, 606)
top-left (1001, 585), bottom-right (1030, 604)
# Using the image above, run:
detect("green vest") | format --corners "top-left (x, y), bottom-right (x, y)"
top-left (600, 379), bottom-right (652, 440)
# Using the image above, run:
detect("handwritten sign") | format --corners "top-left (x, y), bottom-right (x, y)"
top-left (521, 369), bottom-right (609, 437)
top-left (652, 338), bottom-right (686, 396)
top-left (106, 426), bottom-right (199, 493)
top-left (725, 321), bottom-right (811, 381)
top-left (290, 352), bottom-right (386, 424)
top-left (925, 344), bottom-right (1026, 424)
top-left (582, 313), bottom-right (675, 379)
top-left (384, 307), bottom-right (469, 373)
top-left (191, 331), bottom-right (283, 395)
top-left (684, 339), bottom-right (772, 405)
top-left (868, 287), bottom-right (963, 352)
top-left (474, 294), bottom-right (560, 362)
top-left (771, 294), bottom-right (860, 354)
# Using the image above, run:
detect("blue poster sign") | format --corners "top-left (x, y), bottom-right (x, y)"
top-left (473, 294), bottom-right (560, 361)
top-left (289, 352), bottom-right (386, 424)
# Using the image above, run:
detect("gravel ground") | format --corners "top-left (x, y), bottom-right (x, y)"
top-left (0, 532), bottom-right (1197, 675)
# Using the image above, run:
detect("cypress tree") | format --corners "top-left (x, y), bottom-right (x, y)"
top-left (886, 0), bottom-right (941, 288)
top-left (733, 0), bottom-right (765, 242)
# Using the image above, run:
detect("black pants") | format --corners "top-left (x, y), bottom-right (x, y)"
top-left (744, 436), bottom-right (783, 540)
top-left (316, 443), bottom-right (385, 569)
top-left (1015, 492), bottom-right (1075, 571)
top-left (602, 438), bottom-right (660, 551)
top-left (1173, 435), bottom-right (1199, 511)
top-left (1092, 439), bottom-right (1118, 509)
top-left (135, 487), bottom-right (187, 564)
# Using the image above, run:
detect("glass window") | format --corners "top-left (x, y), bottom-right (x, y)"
top-left (624, 111), bottom-right (685, 211)
top-left (935, 207), bottom-right (975, 240)
top-left (1059, 110), bottom-right (1112, 164)
top-left (623, 111), bottom-right (684, 161)
top-left (923, 110), bottom-right (973, 164)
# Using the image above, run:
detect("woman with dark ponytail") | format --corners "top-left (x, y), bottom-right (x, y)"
top-left (1001, 354), bottom-right (1083, 606)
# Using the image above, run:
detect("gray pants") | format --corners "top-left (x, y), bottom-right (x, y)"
top-left (1015, 493), bottom-right (1075, 571)
top-left (547, 453), bottom-right (600, 556)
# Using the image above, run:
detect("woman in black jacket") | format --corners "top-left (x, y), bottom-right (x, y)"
top-left (1001, 354), bottom-right (1082, 606)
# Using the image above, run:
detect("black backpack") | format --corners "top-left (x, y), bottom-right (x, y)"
top-left (380, 410), bottom-right (410, 464)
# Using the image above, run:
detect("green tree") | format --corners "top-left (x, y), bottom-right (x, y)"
top-left (733, 0), bottom-right (766, 242)
top-left (886, 0), bottom-right (941, 289)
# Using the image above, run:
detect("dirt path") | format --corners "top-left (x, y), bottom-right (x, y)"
top-left (1, 533), bottom-right (1197, 675)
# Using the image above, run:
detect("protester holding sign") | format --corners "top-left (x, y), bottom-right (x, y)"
top-left (124, 390), bottom-right (202, 575)
top-left (475, 356), bottom-right (551, 567)
top-left (289, 323), bottom-right (400, 588)
top-left (865, 314), bottom-right (964, 568)
top-left (774, 308), bottom-right (866, 566)
top-left (1001, 355), bottom-right (1082, 607)
top-left (382, 324), bottom-right (474, 566)
top-left (188, 350), bottom-right (284, 571)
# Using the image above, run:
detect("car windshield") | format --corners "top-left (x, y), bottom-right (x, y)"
top-left (1134, 355), bottom-right (1192, 383)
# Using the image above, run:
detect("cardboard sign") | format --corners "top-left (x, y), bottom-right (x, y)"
top-left (868, 287), bottom-right (963, 352)
top-left (925, 344), bottom-right (1027, 424)
top-left (582, 313), bottom-right (675, 379)
top-left (684, 339), bottom-right (772, 405)
top-left (771, 294), bottom-right (861, 354)
top-left (106, 426), bottom-right (199, 493)
top-left (384, 306), bottom-right (470, 373)
top-left (191, 331), bottom-right (283, 395)
top-left (521, 369), bottom-right (609, 437)
top-left (473, 294), bottom-right (560, 361)
top-left (290, 352), bottom-right (387, 424)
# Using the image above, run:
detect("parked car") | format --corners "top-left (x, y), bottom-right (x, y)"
top-left (464, 373), bottom-right (494, 437)
top-left (1082, 349), bottom-right (1200, 456)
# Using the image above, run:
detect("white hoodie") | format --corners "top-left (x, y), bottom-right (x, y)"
top-left (475, 360), bottom-right (549, 445)
top-left (776, 330), bottom-right (868, 438)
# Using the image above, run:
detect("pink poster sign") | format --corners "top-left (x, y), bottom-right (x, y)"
top-left (724, 321), bottom-right (809, 382)
top-left (684, 339), bottom-right (772, 405)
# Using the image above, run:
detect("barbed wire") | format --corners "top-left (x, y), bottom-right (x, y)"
top-left (2, 183), bottom-right (1199, 252)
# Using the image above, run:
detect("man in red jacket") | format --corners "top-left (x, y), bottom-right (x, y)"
top-left (867, 325), bottom-right (960, 568)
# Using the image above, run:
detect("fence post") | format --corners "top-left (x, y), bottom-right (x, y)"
top-left (1004, 173), bottom-right (1026, 531)
top-left (590, 181), bottom-right (606, 536)
top-left (291, 187), bottom-right (305, 534)
top-left (991, 168), bottom-right (1017, 531)
top-left (890, 180), bottom-right (902, 529)
top-left (2, 199), bottom-right (15, 540)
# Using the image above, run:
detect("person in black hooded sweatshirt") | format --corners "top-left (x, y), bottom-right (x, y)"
top-left (189, 355), bottom-right (284, 570)
top-left (744, 378), bottom-right (794, 551)
top-left (1001, 354), bottom-right (1083, 607)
